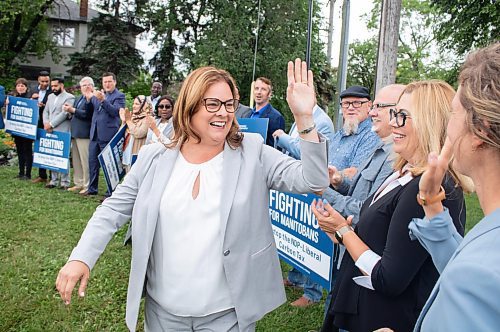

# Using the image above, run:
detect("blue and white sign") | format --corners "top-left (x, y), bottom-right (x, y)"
top-left (237, 118), bottom-right (269, 141)
top-left (5, 97), bottom-right (39, 140)
top-left (98, 125), bottom-right (127, 193)
top-left (33, 129), bottom-right (71, 173)
top-left (269, 190), bottom-right (334, 290)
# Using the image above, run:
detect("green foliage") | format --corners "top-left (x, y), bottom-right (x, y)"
top-left (123, 70), bottom-right (153, 98)
top-left (0, 0), bottom-right (60, 78)
top-left (351, 0), bottom-right (459, 87)
top-left (188, 0), bottom-right (335, 128)
top-left (66, 13), bottom-right (144, 89)
top-left (346, 38), bottom-right (377, 93)
top-left (0, 130), bottom-right (16, 158)
top-left (431, 0), bottom-right (499, 56)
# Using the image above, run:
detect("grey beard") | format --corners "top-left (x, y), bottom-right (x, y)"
top-left (343, 119), bottom-right (359, 135)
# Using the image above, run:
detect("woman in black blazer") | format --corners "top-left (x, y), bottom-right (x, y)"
top-left (313, 80), bottom-right (471, 332)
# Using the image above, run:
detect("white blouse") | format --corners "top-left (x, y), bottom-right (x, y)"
top-left (146, 151), bottom-right (234, 316)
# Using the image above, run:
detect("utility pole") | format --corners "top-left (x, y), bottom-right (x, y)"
top-left (335, 0), bottom-right (350, 131)
top-left (374, 0), bottom-right (402, 94)
top-left (305, 0), bottom-right (314, 68)
top-left (326, 0), bottom-right (336, 63)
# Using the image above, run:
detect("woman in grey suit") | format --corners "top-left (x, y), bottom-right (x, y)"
top-left (56, 59), bottom-right (329, 331)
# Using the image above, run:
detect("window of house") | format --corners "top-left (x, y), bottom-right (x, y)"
top-left (53, 27), bottom-right (75, 47)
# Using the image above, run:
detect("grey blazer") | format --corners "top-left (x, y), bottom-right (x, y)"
top-left (69, 133), bottom-right (328, 331)
top-left (43, 91), bottom-right (75, 132)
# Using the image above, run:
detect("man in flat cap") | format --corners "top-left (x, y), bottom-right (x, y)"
top-left (328, 85), bottom-right (380, 173)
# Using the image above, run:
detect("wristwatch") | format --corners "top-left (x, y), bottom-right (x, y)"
top-left (417, 186), bottom-right (446, 206)
top-left (334, 225), bottom-right (354, 245)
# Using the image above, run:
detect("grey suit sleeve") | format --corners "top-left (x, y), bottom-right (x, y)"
top-left (51, 95), bottom-right (75, 128)
top-left (322, 187), bottom-right (364, 225)
top-left (263, 135), bottom-right (329, 193)
top-left (68, 144), bottom-right (162, 270)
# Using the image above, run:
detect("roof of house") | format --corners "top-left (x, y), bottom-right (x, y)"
top-left (47, 0), bottom-right (100, 23)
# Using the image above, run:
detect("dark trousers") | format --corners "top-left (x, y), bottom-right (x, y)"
top-left (14, 136), bottom-right (33, 178)
top-left (88, 139), bottom-right (110, 196)
top-left (38, 167), bottom-right (47, 179)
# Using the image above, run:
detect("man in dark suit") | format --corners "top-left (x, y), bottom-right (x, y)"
top-left (248, 77), bottom-right (285, 147)
top-left (31, 71), bottom-right (52, 183)
top-left (82, 72), bottom-right (125, 197)
top-left (63, 76), bottom-right (95, 194)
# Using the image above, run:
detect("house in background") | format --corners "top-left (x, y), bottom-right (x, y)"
top-left (17, 0), bottom-right (141, 83)
top-left (17, 0), bottom-right (99, 81)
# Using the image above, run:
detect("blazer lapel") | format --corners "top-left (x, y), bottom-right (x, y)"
top-left (219, 143), bottom-right (242, 238)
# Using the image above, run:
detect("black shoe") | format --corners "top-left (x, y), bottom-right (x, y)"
top-left (15, 174), bottom-right (24, 179)
top-left (45, 184), bottom-right (56, 189)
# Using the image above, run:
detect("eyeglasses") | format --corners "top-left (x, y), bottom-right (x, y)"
top-left (203, 98), bottom-right (239, 113)
top-left (340, 100), bottom-right (370, 109)
top-left (370, 102), bottom-right (396, 110)
top-left (389, 108), bottom-right (412, 127)
top-left (158, 104), bottom-right (172, 110)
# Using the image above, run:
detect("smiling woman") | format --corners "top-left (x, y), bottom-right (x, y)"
top-left (55, 59), bottom-right (329, 331)
top-left (314, 80), bottom-right (470, 332)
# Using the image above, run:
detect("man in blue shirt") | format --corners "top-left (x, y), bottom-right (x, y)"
top-left (249, 77), bottom-right (285, 147)
top-left (328, 86), bottom-right (380, 172)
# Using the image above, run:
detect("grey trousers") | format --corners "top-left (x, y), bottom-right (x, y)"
top-left (50, 170), bottom-right (70, 187)
top-left (144, 295), bottom-right (255, 332)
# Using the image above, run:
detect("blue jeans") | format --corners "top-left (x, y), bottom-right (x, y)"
top-left (287, 268), bottom-right (323, 302)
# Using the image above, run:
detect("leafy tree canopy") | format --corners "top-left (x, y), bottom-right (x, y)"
top-left (431, 0), bottom-right (499, 56)
top-left (0, 0), bottom-right (59, 78)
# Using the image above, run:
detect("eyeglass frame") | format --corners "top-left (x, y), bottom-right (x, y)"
top-left (202, 98), bottom-right (240, 113)
top-left (370, 102), bottom-right (396, 111)
top-left (157, 103), bottom-right (172, 110)
top-left (389, 108), bottom-right (412, 127)
top-left (340, 100), bottom-right (370, 109)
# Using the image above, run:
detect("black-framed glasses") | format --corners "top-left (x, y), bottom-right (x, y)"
top-left (157, 104), bottom-right (172, 110)
top-left (371, 102), bottom-right (396, 111)
top-left (340, 100), bottom-right (370, 109)
top-left (389, 108), bottom-right (412, 127)
top-left (203, 98), bottom-right (239, 113)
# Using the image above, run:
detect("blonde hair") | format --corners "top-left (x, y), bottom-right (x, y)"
top-left (393, 80), bottom-right (472, 192)
top-left (394, 80), bottom-right (455, 174)
top-left (168, 66), bottom-right (243, 148)
top-left (459, 42), bottom-right (500, 151)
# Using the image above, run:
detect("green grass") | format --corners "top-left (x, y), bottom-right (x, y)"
top-left (0, 165), bottom-right (483, 331)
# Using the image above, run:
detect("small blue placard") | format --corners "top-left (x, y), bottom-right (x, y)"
top-left (98, 125), bottom-right (127, 193)
top-left (5, 97), bottom-right (39, 140)
top-left (237, 118), bottom-right (269, 141)
top-left (33, 129), bottom-right (71, 173)
top-left (269, 190), bottom-right (334, 290)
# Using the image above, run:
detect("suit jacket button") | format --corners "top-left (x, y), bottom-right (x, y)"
top-left (223, 250), bottom-right (230, 256)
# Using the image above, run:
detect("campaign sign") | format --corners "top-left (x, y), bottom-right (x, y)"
top-left (237, 118), bottom-right (269, 141)
top-left (5, 97), bottom-right (39, 139)
top-left (98, 125), bottom-right (127, 193)
top-left (269, 190), bottom-right (334, 290)
top-left (33, 129), bottom-right (71, 173)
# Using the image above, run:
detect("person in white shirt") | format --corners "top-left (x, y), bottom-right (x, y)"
top-left (55, 59), bottom-right (329, 332)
